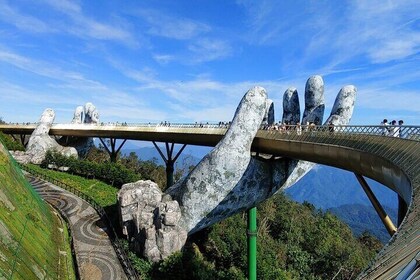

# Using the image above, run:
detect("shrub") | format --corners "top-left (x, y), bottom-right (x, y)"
top-left (0, 132), bottom-right (25, 151)
top-left (41, 150), bottom-right (140, 187)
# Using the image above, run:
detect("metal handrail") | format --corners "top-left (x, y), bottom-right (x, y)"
top-left (19, 164), bottom-right (139, 280)
top-left (2, 122), bottom-right (419, 137)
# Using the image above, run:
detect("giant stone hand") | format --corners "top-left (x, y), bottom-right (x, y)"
top-left (60, 102), bottom-right (99, 157)
top-left (119, 75), bottom-right (357, 261)
top-left (25, 108), bottom-right (78, 164)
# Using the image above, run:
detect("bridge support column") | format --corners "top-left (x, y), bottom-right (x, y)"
top-left (355, 173), bottom-right (397, 236)
top-left (99, 138), bottom-right (127, 163)
top-left (152, 142), bottom-right (187, 189)
top-left (248, 207), bottom-right (257, 280)
top-left (11, 134), bottom-right (29, 148)
top-left (397, 195), bottom-right (408, 227)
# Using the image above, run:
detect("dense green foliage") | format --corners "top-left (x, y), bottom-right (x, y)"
top-left (41, 150), bottom-right (141, 188)
top-left (86, 148), bottom-right (188, 191)
top-left (119, 151), bottom-right (168, 190)
top-left (121, 194), bottom-right (381, 280)
top-left (0, 142), bottom-right (75, 280)
top-left (0, 132), bottom-right (25, 151)
top-left (329, 203), bottom-right (397, 243)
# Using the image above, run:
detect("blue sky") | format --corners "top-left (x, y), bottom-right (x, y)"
top-left (0, 0), bottom-right (419, 125)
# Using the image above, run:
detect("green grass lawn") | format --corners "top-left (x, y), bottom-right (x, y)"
top-left (0, 144), bottom-right (76, 280)
top-left (26, 164), bottom-right (119, 207)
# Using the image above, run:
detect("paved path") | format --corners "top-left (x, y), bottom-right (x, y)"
top-left (27, 175), bottom-right (128, 280)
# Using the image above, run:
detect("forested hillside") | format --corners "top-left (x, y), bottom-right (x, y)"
top-left (328, 204), bottom-right (397, 244)
top-left (134, 193), bottom-right (382, 279)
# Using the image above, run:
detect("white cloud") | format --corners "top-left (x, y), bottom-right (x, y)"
top-left (37, 0), bottom-right (138, 46)
top-left (39, 0), bottom-right (81, 14)
top-left (136, 9), bottom-right (211, 40)
top-left (326, 1), bottom-right (420, 65)
top-left (0, 0), bottom-right (53, 33)
top-left (153, 54), bottom-right (175, 64)
top-left (0, 48), bottom-right (107, 90)
top-left (369, 36), bottom-right (420, 63)
top-left (238, 1), bottom-right (420, 70)
top-left (188, 38), bottom-right (233, 63)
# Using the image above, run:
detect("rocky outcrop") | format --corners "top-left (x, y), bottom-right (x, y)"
top-left (25, 109), bottom-right (77, 164)
top-left (118, 180), bottom-right (187, 262)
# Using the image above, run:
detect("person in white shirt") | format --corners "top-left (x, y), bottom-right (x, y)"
top-left (389, 120), bottom-right (399, 137)
top-left (380, 119), bottom-right (389, 135)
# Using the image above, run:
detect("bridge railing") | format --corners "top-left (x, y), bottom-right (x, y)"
top-left (2, 122), bottom-right (419, 140)
top-left (258, 125), bottom-right (420, 140)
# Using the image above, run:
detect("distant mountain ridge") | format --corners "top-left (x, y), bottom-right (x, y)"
top-left (285, 165), bottom-right (398, 209)
top-left (328, 204), bottom-right (397, 243)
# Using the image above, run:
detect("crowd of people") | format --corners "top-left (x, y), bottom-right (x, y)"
top-left (380, 119), bottom-right (404, 138)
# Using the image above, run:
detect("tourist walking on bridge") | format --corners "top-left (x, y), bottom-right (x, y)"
top-left (389, 120), bottom-right (399, 137)
top-left (381, 119), bottom-right (389, 135)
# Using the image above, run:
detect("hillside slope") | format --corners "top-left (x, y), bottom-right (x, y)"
top-left (0, 143), bottom-right (74, 279)
top-left (328, 204), bottom-right (397, 244)
top-left (286, 165), bottom-right (397, 209)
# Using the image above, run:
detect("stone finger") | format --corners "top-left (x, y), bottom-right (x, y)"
top-left (264, 99), bottom-right (275, 125)
top-left (302, 75), bottom-right (325, 125)
top-left (282, 87), bottom-right (300, 125)
top-left (84, 102), bottom-right (99, 124)
top-left (72, 106), bottom-right (84, 124)
top-left (325, 85), bottom-right (357, 125)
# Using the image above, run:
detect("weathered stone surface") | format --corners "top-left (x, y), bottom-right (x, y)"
top-left (302, 75), bottom-right (325, 125)
top-left (282, 87), bottom-right (300, 124)
top-left (84, 102), bottom-right (99, 124)
top-left (263, 99), bottom-right (275, 125)
top-left (325, 85), bottom-right (357, 125)
top-left (167, 86), bottom-right (267, 232)
top-left (65, 103), bottom-right (98, 157)
top-left (25, 109), bottom-right (77, 164)
top-left (72, 106), bottom-right (84, 124)
top-left (9, 150), bottom-right (31, 164)
top-left (118, 180), bottom-right (187, 262)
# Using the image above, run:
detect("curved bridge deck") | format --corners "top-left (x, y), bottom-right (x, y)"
top-left (1, 123), bottom-right (419, 279)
